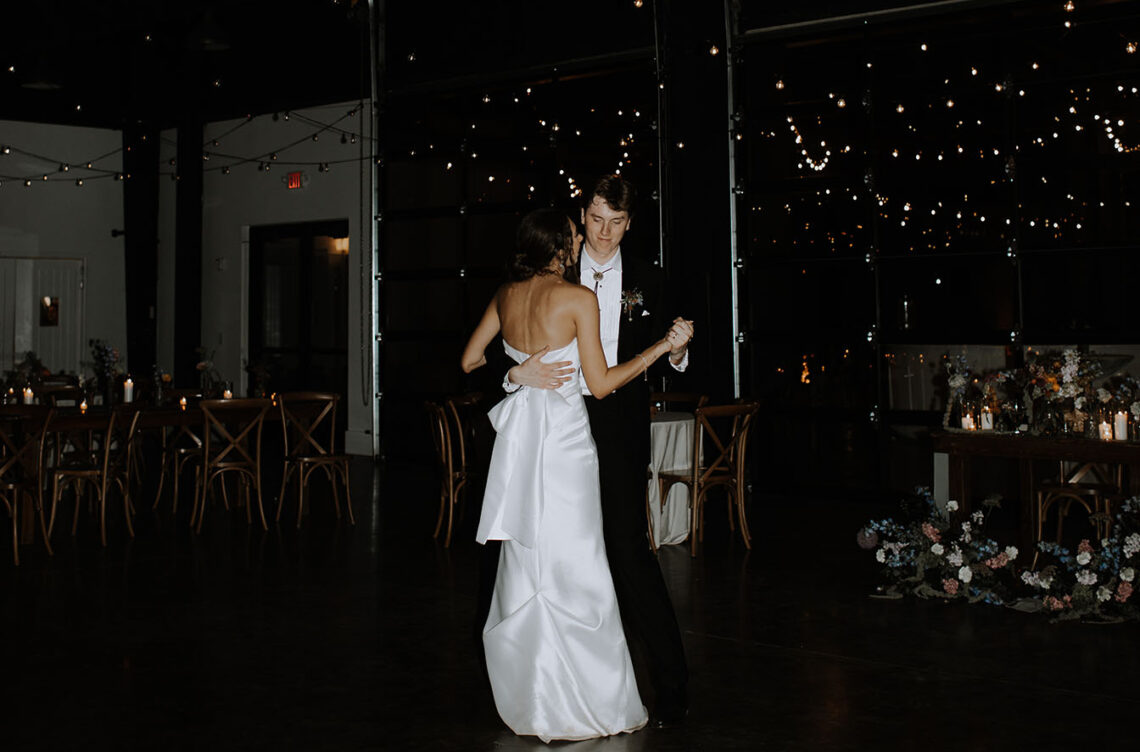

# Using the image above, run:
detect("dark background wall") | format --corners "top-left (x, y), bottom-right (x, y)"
top-left (376, 0), bottom-right (1140, 499)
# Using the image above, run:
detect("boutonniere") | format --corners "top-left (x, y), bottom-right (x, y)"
top-left (621, 288), bottom-right (645, 322)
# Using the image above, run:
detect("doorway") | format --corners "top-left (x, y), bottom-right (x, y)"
top-left (248, 220), bottom-right (349, 401)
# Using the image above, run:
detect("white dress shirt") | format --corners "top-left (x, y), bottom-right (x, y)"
top-left (579, 246), bottom-right (688, 396)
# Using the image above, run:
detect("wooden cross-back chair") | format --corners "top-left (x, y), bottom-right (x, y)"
top-left (0, 406), bottom-right (52, 564)
top-left (425, 392), bottom-right (482, 547)
top-left (192, 398), bottom-right (272, 534)
top-left (151, 389), bottom-right (205, 516)
top-left (46, 404), bottom-right (140, 548)
top-left (656, 401), bottom-right (760, 556)
top-left (277, 391), bottom-right (354, 528)
top-left (1032, 460), bottom-right (1124, 567)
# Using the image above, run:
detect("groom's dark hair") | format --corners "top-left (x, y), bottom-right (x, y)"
top-left (508, 208), bottom-right (573, 282)
top-left (583, 174), bottom-right (636, 216)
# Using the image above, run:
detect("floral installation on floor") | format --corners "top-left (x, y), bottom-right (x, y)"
top-left (859, 487), bottom-right (1140, 622)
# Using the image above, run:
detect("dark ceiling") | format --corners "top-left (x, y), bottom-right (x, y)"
top-left (5, 1), bottom-right (1135, 131)
top-left (1, 0), bottom-right (369, 129)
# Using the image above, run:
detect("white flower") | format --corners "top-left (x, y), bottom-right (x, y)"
top-left (931, 543), bottom-right (945, 556)
top-left (1040, 575), bottom-right (1052, 590)
top-left (958, 565), bottom-right (973, 584)
top-left (1097, 586), bottom-right (1113, 602)
top-left (946, 500), bottom-right (959, 513)
top-left (1121, 567), bottom-right (1135, 583)
top-left (948, 548), bottom-right (964, 567)
top-left (1124, 533), bottom-right (1140, 558)
top-left (949, 374), bottom-right (967, 389)
top-left (1074, 396), bottom-right (1086, 410)
top-left (1098, 387), bottom-right (1112, 403)
top-left (875, 548), bottom-right (886, 563)
top-left (1076, 569), bottom-right (1097, 586)
top-left (971, 511), bottom-right (984, 525)
top-left (961, 521), bottom-right (972, 533)
top-left (1004, 546), bottom-right (1019, 561)
top-left (1076, 551), bottom-right (1092, 566)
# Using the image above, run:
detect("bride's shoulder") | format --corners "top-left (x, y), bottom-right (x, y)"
top-left (552, 279), bottom-right (593, 302)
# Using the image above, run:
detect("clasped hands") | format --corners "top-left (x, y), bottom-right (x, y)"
top-left (509, 317), bottom-right (695, 390)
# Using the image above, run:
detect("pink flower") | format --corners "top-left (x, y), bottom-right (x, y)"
top-left (1077, 539), bottom-right (1094, 554)
top-left (1043, 595), bottom-right (1071, 611)
top-left (984, 552), bottom-right (1010, 569)
top-left (1116, 582), bottom-right (1133, 603)
top-left (942, 578), bottom-right (959, 595)
top-left (922, 522), bottom-right (941, 543)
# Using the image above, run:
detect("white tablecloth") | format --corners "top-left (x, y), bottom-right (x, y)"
top-left (647, 411), bottom-right (697, 547)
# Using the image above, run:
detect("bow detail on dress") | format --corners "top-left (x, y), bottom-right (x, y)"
top-left (476, 386), bottom-right (574, 548)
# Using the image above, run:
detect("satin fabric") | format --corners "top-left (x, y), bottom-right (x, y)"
top-left (479, 339), bottom-right (647, 743)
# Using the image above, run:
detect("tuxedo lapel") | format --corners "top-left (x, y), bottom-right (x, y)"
top-left (616, 256), bottom-right (661, 360)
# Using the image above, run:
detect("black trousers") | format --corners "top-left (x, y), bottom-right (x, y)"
top-left (585, 385), bottom-right (688, 712)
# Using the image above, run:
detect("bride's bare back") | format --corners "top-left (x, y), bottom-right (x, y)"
top-left (497, 276), bottom-right (579, 355)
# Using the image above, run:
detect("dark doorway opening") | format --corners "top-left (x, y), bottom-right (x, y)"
top-left (249, 220), bottom-right (349, 402)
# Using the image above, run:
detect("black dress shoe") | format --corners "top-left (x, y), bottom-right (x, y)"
top-left (649, 707), bottom-right (688, 729)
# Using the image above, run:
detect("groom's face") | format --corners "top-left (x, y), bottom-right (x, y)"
top-left (580, 196), bottom-right (631, 260)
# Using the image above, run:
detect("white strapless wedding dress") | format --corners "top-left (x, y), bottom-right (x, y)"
top-left (477, 339), bottom-right (647, 743)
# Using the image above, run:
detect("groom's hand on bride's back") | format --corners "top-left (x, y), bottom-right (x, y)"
top-left (508, 345), bottom-right (574, 391)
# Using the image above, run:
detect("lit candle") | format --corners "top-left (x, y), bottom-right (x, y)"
top-left (179, 396), bottom-right (187, 411)
top-left (1099, 420), bottom-right (1113, 440)
top-left (23, 387), bottom-right (33, 405)
top-left (123, 377), bottom-right (134, 403)
top-left (222, 388), bottom-right (233, 399)
top-left (981, 407), bottom-right (993, 431)
top-left (80, 399), bottom-right (88, 414)
top-left (1114, 411), bottom-right (1128, 441)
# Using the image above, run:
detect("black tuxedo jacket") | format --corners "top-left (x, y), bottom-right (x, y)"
top-left (585, 253), bottom-right (672, 470)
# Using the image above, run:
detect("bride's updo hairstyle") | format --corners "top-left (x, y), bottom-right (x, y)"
top-left (508, 208), bottom-right (573, 282)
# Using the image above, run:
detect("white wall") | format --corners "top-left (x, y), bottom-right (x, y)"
top-left (0, 120), bottom-right (127, 375)
top-left (157, 101), bottom-right (377, 454)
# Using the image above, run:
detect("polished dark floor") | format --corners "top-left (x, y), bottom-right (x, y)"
top-left (3, 458), bottom-right (1140, 751)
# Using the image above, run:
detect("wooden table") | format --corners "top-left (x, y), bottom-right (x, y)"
top-left (930, 429), bottom-right (1140, 550)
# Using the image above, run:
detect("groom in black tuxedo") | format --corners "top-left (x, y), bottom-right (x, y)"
top-left (510, 175), bottom-right (693, 726)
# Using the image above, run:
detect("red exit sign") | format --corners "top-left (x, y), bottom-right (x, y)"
top-left (286, 171), bottom-right (305, 189)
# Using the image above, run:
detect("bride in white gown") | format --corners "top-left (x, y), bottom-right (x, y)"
top-left (461, 208), bottom-right (675, 742)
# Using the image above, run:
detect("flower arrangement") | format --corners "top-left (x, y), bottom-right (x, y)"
top-left (861, 488), bottom-right (1017, 605)
top-left (861, 488), bottom-right (1140, 622)
top-left (7, 351), bottom-right (52, 388)
top-left (195, 346), bottom-right (222, 395)
top-left (1025, 499), bottom-right (1140, 621)
top-left (934, 348), bottom-right (1140, 436)
top-left (153, 363), bottom-right (172, 403)
top-left (1023, 348), bottom-right (1103, 433)
top-left (88, 339), bottom-right (120, 390)
top-left (941, 353), bottom-right (979, 428)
